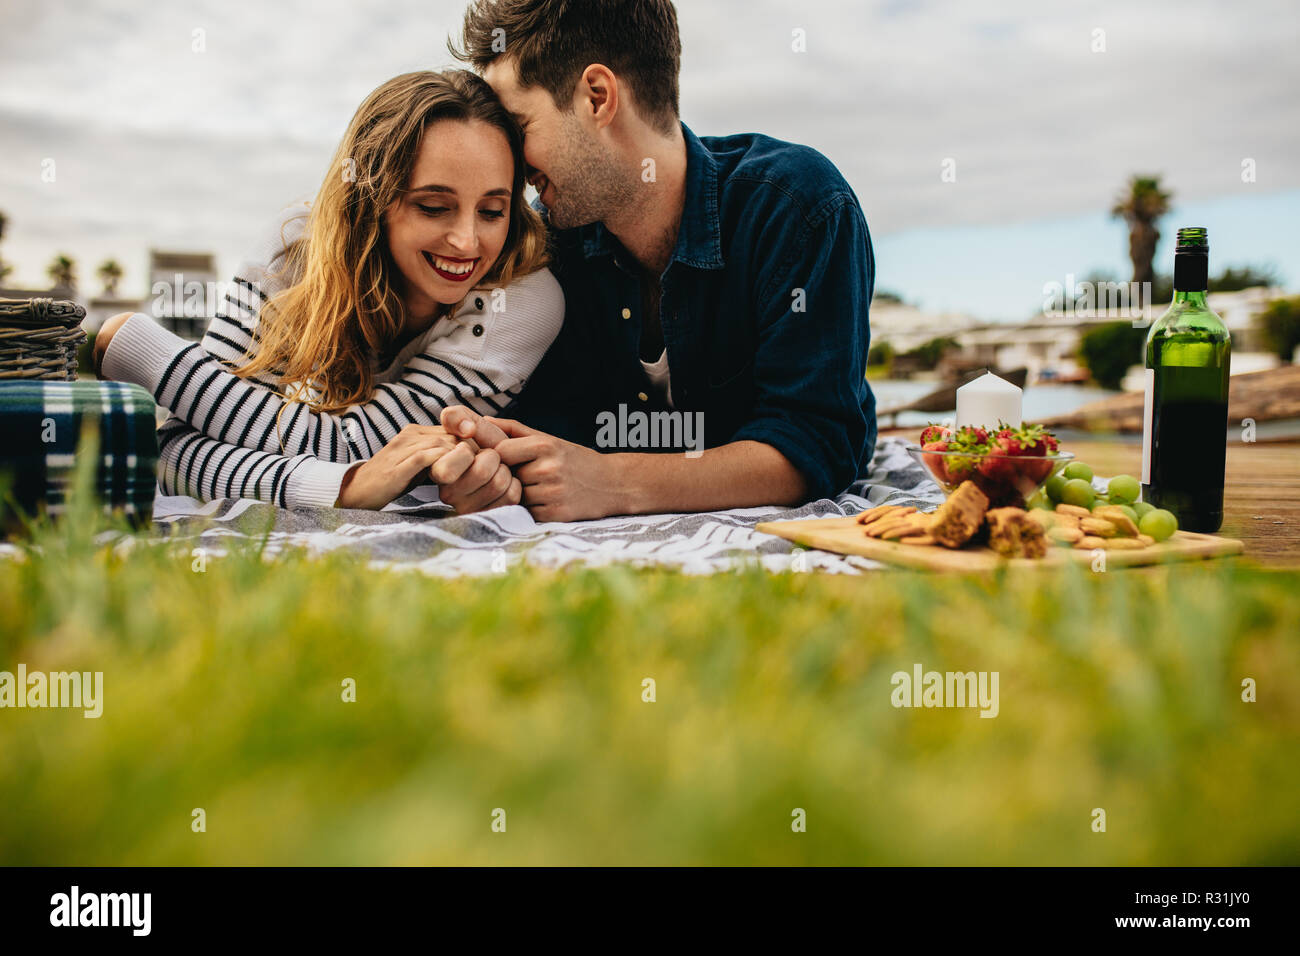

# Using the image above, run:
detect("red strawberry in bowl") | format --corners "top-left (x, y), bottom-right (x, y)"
top-left (939, 425), bottom-right (989, 485)
top-left (1014, 425), bottom-right (1058, 482)
top-left (977, 428), bottom-right (1023, 484)
top-left (974, 422), bottom-right (1059, 502)
top-left (920, 439), bottom-right (950, 482)
top-left (919, 424), bottom-right (952, 446)
top-left (910, 421), bottom-right (1066, 509)
top-left (943, 449), bottom-right (979, 484)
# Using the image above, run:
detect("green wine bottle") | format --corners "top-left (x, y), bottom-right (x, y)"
top-left (1140, 227), bottom-right (1232, 533)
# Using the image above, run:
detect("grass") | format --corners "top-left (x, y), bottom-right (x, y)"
top-left (1, 439), bottom-right (1298, 865)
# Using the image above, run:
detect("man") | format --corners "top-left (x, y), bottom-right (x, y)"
top-left (437, 0), bottom-right (877, 522)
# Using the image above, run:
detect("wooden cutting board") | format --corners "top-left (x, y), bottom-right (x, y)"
top-left (755, 514), bottom-right (1245, 571)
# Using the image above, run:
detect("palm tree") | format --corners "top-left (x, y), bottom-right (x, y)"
top-left (97, 258), bottom-right (124, 296)
top-left (46, 253), bottom-right (77, 292)
top-left (1111, 176), bottom-right (1172, 299)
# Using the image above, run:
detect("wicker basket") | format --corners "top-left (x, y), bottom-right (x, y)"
top-left (0, 297), bottom-right (88, 381)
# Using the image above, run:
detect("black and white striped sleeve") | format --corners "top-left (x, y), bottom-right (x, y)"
top-left (154, 413), bottom-right (355, 508)
top-left (101, 267), bottom-right (566, 462)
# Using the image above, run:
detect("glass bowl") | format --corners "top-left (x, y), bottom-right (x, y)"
top-left (906, 446), bottom-right (1075, 509)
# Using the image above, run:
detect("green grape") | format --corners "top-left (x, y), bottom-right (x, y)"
top-left (1062, 462), bottom-right (1093, 482)
top-left (1108, 474), bottom-right (1140, 504)
top-left (1026, 490), bottom-right (1051, 510)
top-left (1139, 508), bottom-right (1178, 542)
top-left (1132, 501), bottom-right (1155, 519)
top-left (1116, 504), bottom-right (1139, 523)
top-left (1061, 478), bottom-right (1095, 509)
top-left (1044, 475), bottom-right (1068, 502)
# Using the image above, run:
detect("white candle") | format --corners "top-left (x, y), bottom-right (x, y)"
top-left (955, 371), bottom-right (1022, 430)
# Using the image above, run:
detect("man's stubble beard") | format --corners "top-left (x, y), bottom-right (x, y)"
top-left (545, 114), bottom-right (640, 231)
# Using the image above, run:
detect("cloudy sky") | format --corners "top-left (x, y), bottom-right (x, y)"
top-left (2, 0), bottom-right (1297, 318)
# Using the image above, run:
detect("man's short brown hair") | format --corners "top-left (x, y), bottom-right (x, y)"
top-left (449, 0), bottom-right (682, 136)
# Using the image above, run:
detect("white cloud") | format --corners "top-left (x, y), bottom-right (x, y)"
top-left (0, 0), bottom-right (1295, 296)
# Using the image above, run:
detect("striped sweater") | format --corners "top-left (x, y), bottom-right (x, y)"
top-left (100, 202), bottom-right (566, 508)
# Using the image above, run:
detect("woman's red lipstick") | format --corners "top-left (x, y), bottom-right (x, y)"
top-left (424, 251), bottom-right (479, 282)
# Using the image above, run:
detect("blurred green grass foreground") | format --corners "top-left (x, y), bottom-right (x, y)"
top-left (1, 461), bottom-right (1298, 865)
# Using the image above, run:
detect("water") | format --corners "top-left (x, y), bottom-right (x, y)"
top-left (871, 381), bottom-right (1123, 428)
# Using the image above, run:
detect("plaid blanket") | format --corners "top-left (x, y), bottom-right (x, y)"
top-left (138, 437), bottom-right (941, 574)
top-left (0, 380), bottom-right (159, 523)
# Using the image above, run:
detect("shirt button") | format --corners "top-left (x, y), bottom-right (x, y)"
top-left (637, 391), bottom-right (648, 402)
top-left (472, 324), bottom-right (484, 336)
top-left (475, 297), bottom-right (484, 310)
top-left (621, 307), bottom-right (631, 319)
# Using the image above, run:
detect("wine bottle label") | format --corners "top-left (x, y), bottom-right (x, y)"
top-left (1141, 367), bottom-right (1154, 485)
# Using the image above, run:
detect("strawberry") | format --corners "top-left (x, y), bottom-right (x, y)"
top-left (978, 428), bottom-right (1023, 483)
top-left (1026, 433), bottom-right (1059, 481)
top-left (1010, 424), bottom-right (1057, 482)
top-left (921, 439), bottom-right (950, 482)
top-left (919, 423), bottom-right (952, 445)
top-left (978, 422), bottom-right (1059, 486)
top-left (939, 425), bottom-right (992, 484)
top-left (944, 454), bottom-right (978, 484)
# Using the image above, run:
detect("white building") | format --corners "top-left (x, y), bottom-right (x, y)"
top-left (870, 287), bottom-right (1286, 387)
top-left (869, 299), bottom-right (985, 354)
top-left (147, 250), bottom-right (219, 340)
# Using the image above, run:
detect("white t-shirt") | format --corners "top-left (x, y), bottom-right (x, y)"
top-left (640, 348), bottom-right (674, 408)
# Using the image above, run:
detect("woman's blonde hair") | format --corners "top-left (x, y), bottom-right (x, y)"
top-left (235, 69), bottom-right (550, 415)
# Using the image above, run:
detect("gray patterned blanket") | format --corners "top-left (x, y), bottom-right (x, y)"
top-left (145, 436), bottom-right (941, 575)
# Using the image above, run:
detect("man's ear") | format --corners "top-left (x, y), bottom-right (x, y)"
top-left (576, 63), bottom-right (619, 129)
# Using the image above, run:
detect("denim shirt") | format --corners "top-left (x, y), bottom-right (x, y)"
top-left (506, 122), bottom-right (876, 501)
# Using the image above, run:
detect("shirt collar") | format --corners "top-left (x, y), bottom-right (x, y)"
top-left (577, 121), bottom-right (725, 271)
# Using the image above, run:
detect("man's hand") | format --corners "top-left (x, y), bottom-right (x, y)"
top-left (338, 423), bottom-right (499, 510)
top-left (492, 417), bottom-right (625, 521)
top-left (442, 405), bottom-right (622, 522)
top-left (441, 404), bottom-right (812, 518)
top-left (433, 407), bottom-right (523, 514)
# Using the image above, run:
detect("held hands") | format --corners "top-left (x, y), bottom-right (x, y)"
top-left (441, 406), bottom-right (623, 522)
top-left (93, 318), bottom-right (542, 517)
top-left (336, 423), bottom-right (521, 512)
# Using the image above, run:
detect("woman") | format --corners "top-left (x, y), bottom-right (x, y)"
top-left (96, 70), bottom-right (564, 512)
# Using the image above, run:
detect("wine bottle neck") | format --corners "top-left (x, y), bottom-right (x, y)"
top-left (1172, 289), bottom-right (1208, 307)
top-left (1173, 253), bottom-right (1208, 294)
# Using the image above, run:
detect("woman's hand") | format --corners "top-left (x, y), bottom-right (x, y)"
top-left (337, 424), bottom-right (470, 509)
top-left (92, 311), bottom-right (134, 378)
top-left (335, 423), bottom-right (520, 511)
top-left (431, 411), bottom-right (527, 515)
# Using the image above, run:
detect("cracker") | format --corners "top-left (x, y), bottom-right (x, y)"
top-left (1055, 504), bottom-right (1092, 518)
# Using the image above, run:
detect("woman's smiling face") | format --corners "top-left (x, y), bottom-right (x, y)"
top-left (385, 118), bottom-right (514, 319)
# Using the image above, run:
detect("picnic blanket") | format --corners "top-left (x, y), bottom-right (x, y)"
top-left (140, 436), bottom-right (943, 574)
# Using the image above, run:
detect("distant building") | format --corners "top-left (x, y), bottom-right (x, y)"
top-left (85, 294), bottom-right (144, 332)
top-left (870, 287), bottom-right (1285, 388)
top-left (147, 250), bottom-right (219, 341)
top-left (869, 299), bottom-right (985, 355)
top-left (4, 247), bottom-right (221, 344)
